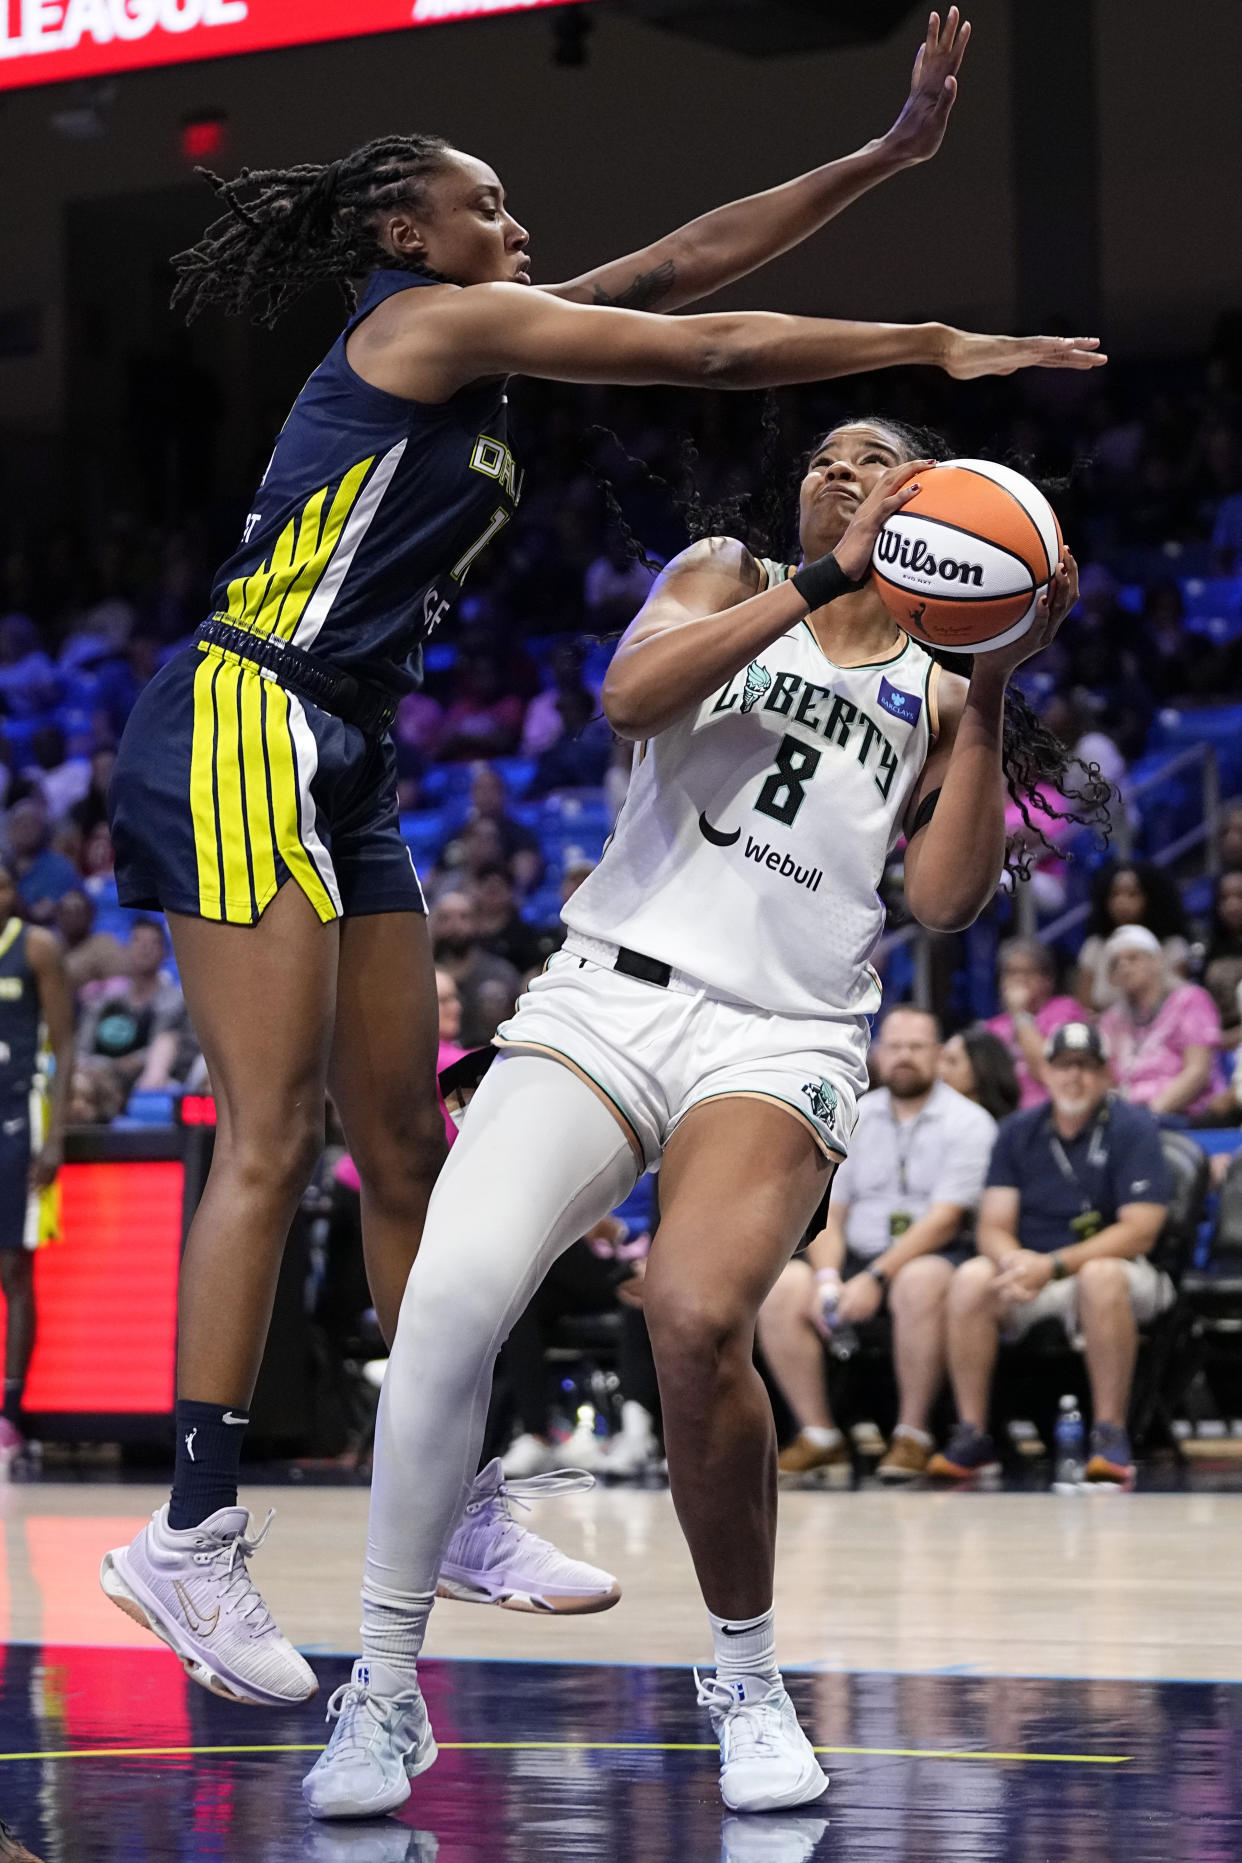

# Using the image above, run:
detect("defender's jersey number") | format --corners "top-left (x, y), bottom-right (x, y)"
top-left (754, 735), bottom-right (821, 827)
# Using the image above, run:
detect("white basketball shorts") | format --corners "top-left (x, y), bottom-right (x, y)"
top-left (494, 936), bottom-right (868, 1171)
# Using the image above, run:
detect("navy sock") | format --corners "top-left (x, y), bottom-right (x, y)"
top-left (168, 1399), bottom-right (250, 1531)
top-left (3, 1380), bottom-right (22, 1425)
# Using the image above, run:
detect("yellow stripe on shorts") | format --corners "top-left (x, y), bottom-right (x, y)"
top-left (189, 647), bottom-right (339, 925)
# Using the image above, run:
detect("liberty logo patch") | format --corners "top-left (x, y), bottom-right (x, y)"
top-left (802, 1078), bottom-right (839, 1130)
top-left (740, 662), bottom-right (772, 714)
top-left (876, 677), bottom-right (922, 727)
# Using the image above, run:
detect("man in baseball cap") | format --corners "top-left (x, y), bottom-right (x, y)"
top-left (928, 1012), bottom-right (1174, 1488)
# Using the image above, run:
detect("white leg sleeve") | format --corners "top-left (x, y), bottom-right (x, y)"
top-left (363, 1054), bottom-right (638, 1627)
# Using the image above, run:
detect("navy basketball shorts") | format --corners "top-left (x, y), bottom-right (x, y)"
top-left (0, 1096), bottom-right (32, 1253)
top-left (110, 644), bottom-right (426, 926)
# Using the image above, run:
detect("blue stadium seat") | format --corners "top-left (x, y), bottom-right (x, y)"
top-left (1180, 576), bottom-right (1242, 642)
top-left (120, 1090), bottom-right (178, 1127)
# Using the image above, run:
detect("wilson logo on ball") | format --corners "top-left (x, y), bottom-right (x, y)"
top-left (870, 457), bottom-right (1063, 655)
top-left (874, 530), bottom-right (985, 588)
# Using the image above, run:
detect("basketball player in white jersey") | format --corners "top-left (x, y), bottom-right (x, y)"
top-left (304, 421), bottom-right (1078, 1819)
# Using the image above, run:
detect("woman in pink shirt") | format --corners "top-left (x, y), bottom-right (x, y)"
top-left (986, 936), bottom-right (1082, 1107)
top-left (1099, 925), bottom-right (1222, 1114)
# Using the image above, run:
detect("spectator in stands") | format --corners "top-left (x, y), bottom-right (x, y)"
top-left (1217, 800), bottom-right (1242, 875)
top-left (937, 1028), bottom-right (1021, 1124)
top-left (76, 917), bottom-right (194, 1100)
top-left (428, 891), bottom-right (520, 1048)
top-left (54, 889), bottom-right (128, 997)
top-left (1076, 861), bottom-right (1191, 1010)
top-left (23, 724), bottom-right (90, 823)
top-left (446, 760), bottom-right (543, 897)
top-left (521, 640), bottom-right (601, 758)
top-left (1202, 871), bottom-right (1242, 1051)
top-left (756, 1008), bottom-right (997, 1486)
top-left (437, 648), bottom-right (525, 761)
top-left (986, 938), bottom-right (1082, 1106)
top-left (80, 821), bottom-right (116, 890)
top-left (583, 534), bottom-right (657, 634)
top-left (471, 863), bottom-right (546, 975)
top-left (68, 746), bottom-right (117, 840)
top-left (5, 799), bottom-right (80, 924)
top-left (0, 614), bottom-right (58, 717)
top-left (529, 688), bottom-right (613, 795)
top-left (930, 1022), bottom-right (1173, 1486)
top-left (1099, 925), bottom-right (1222, 1114)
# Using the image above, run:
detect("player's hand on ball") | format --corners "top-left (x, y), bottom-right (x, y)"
top-left (983, 547), bottom-right (1079, 677)
top-left (883, 8), bottom-right (971, 168)
top-left (832, 459), bottom-right (935, 582)
top-left (943, 330), bottom-right (1106, 380)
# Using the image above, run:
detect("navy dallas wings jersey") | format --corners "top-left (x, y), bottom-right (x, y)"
top-left (110, 270), bottom-right (523, 928)
top-left (212, 268), bottom-right (523, 692)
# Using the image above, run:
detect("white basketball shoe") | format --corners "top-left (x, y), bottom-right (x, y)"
top-left (100, 1503), bottom-right (317, 1706)
top-left (436, 1459), bottom-right (621, 1614)
top-left (696, 1672), bottom-right (828, 1813)
top-left (303, 1659), bottom-right (436, 1820)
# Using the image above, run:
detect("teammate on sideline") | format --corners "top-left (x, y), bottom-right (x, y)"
top-left (0, 861), bottom-right (74, 1472)
top-left (303, 418), bottom-right (1082, 1819)
top-left (100, 10), bottom-right (1104, 1709)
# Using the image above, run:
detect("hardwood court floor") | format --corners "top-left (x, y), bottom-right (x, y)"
top-left (1, 1478), bottom-right (1240, 1861)
top-left (1, 1477), bottom-right (1239, 1680)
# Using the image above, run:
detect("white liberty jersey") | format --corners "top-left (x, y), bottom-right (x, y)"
top-left (564, 560), bottom-right (939, 1019)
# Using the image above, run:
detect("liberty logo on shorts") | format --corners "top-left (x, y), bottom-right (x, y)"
top-left (876, 677), bottom-right (923, 727)
top-left (801, 1078), bottom-right (838, 1130)
top-left (740, 661), bottom-right (772, 715)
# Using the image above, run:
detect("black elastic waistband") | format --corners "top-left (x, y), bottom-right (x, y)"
top-left (196, 617), bottom-right (398, 738)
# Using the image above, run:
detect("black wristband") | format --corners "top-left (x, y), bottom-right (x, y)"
top-left (790, 552), bottom-right (867, 612)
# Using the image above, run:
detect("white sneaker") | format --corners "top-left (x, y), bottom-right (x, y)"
top-left (99, 1503), bottom-right (317, 1707)
top-left (500, 1432), bottom-right (556, 1479)
top-left (601, 1402), bottom-right (660, 1478)
top-left (696, 1672), bottom-right (828, 1813)
top-left (437, 1459), bottom-right (621, 1614)
top-left (549, 1420), bottom-right (607, 1472)
top-left (302, 1659), bottom-right (436, 1820)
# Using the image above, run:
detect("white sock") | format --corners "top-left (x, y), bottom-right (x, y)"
top-left (892, 1423), bottom-right (932, 1447)
top-left (360, 1585), bottom-right (436, 1694)
top-left (800, 1425), bottom-right (841, 1450)
top-left (708, 1606), bottom-right (780, 1692)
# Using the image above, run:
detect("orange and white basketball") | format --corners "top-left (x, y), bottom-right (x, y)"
top-left (870, 458), bottom-right (1063, 653)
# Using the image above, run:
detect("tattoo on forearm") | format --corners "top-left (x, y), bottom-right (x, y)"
top-left (592, 260), bottom-right (677, 312)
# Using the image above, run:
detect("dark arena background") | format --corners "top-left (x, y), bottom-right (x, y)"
top-left (2, 1), bottom-right (1242, 1858)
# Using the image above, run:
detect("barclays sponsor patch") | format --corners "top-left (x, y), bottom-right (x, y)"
top-left (877, 676), bottom-right (922, 727)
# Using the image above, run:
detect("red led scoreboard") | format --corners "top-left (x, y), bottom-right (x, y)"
top-left (0, 0), bottom-right (591, 90)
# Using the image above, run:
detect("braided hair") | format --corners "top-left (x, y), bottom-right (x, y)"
top-left (170, 135), bottom-right (455, 328)
top-left (592, 402), bottom-right (1112, 879)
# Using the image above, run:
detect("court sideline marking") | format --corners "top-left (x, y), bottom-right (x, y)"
top-left (0, 1740), bottom-right (1130, 1765)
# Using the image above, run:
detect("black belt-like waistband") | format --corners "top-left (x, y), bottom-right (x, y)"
top-left (195, 617), bottom-right (399, 738)
top-left (613, 946), bottom-right (672, 988)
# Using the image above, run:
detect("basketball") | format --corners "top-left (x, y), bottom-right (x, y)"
top-left (870, 458), bottom-right (1064, 653)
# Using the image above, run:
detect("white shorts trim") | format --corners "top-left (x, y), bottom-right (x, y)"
top-left (496, 950), bottom-right (868, 1172)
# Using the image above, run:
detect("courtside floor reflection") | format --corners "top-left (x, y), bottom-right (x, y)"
top-left (0, 1646), bottom-right (1240, 1861)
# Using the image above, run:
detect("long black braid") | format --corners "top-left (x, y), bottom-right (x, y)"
top-left (170, 134), bottom-right (454, 327)
top-left (592, 401), bottom-right (1112, 880)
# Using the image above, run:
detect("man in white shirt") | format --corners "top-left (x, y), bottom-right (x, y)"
top-left (757, 1007), bottom-right (997, 1482)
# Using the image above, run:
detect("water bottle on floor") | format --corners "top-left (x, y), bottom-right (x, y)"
top-left (1053, 1394), bottom-right (1085, 1491)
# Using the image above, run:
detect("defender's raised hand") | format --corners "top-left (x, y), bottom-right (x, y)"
top-left (883, 9), bottom-right (972, 168)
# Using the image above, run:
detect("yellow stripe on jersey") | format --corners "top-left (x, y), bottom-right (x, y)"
top-left (189, 651), bottom-right (339, 926)
top-left (223, 456), bottom-right (375, 643)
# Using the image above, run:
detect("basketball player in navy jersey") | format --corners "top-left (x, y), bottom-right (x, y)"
top-left (304, 422), bottom-right (1080, 1817)
top-left (100, 9), bottom-right (1104, 1707)
top-left (0, 861), bottom-right (74, 1473)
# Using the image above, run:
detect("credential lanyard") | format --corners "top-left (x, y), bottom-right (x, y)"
top-left (1048, 1098), bottom-right (1112, 1209)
